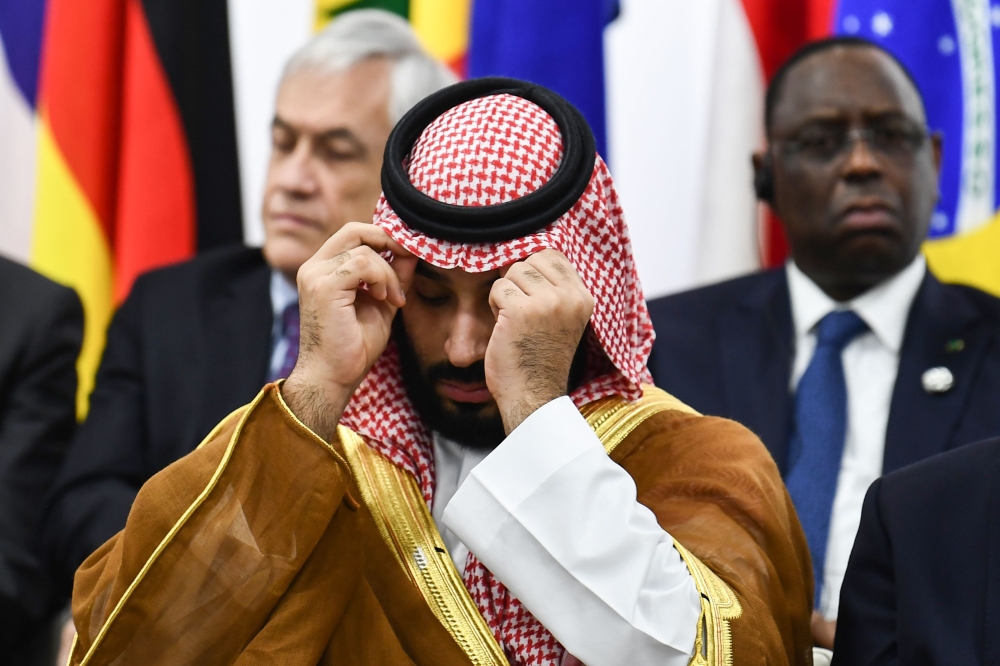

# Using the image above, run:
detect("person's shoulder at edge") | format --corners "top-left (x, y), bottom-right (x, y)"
top-left (0, 254), bottom-right (82, 315)
top-left (114, 244), bottom-right (269, 319)
top-left (877, 433), bottom-right (1000, 501)
top-left (129, 244), bottom-right (267, 294)
top-left (928, 273), bottom-right (1000, 322)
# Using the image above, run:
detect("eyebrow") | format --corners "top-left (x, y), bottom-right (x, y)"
top-left (271, 116), bottom-right (367, 156)
top-left (415, 262), bottom-right (448, 283)
top-left (414, 262), bottom-right (498, 288)
top-left (797, 107), bottom-right (919, 124)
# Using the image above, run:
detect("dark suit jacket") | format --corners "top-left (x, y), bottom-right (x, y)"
top-left (41, 246), bottom-right (273, 596)
top-left (647, 268), bottom-right (1000, 475)
top-left (832, 437), bottom-right (1000, 665)
top-left (0, 256), bottom-right (82, 655)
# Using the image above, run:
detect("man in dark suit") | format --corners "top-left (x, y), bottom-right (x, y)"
top-left (40, 10), bottom-right (456, 596)
top-left (0, 256), bottom-right (83, 663)
top-left (833, 436), bottom-right (1000, 665)
top-left (647, 37), bottom-right (1000, 649)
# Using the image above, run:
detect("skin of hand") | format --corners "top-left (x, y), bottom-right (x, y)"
top-left (485, 249), bottom-right (595, 434)
top-left (811, 610), bottom-right (836, 649)
top-left (282, 222), bottom-right (416, 440)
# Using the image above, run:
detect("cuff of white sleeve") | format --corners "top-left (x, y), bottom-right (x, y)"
top-left (442, 396), bottom-right (604, 550)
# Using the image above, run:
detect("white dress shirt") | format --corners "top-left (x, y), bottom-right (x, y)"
top-left (439, 397), bottom-right (701, 666)
top-left (786, 256), bottom-right (926, 619)
top-left (268, 270), bottom-right (299, 379)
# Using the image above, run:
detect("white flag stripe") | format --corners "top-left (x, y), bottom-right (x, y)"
top-left (606, 0), bottom-right (763, 299)
top-left (227, 0), bottom-right (313, 247)
top-left (952, 0), bottom-right (996, 234)
top-left (0, 33), bottom-right (38, 264)
top-left (226, 0), bottom-right (766, 297)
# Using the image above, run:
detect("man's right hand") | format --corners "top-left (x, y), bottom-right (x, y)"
top-left (282, 222), bottom-right (416, 440)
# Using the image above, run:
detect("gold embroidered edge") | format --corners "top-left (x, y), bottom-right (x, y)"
top-left (581, 386), bottom-right (740, 666)
top-left (673, 540), bottom-right (742, 666)
top-left (74, 385), bottom-right (347, 665)
top-left (77, 386), bottom-right (274, 665)
top-left (581, 384), bottom-right (701, 455)
top-left (330, 383), bottom-right (708, 666)
top-left (339, 429), bottom-right (509, 666)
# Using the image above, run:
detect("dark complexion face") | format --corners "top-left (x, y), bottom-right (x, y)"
top-left (753, 47), bottom-right (943, 301)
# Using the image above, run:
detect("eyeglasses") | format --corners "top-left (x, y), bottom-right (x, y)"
top-left (775, 121), bottom-right (929, 163)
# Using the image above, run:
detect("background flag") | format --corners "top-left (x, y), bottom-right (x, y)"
top-left (233, 0), bottom-right (615, 248)
top-left (828, 0), bottom-right (1000, 297)
top-left (468, 0), bottom-right (617, 159)
top-left (0, 0), bottom-right (243, 415)
top-left (7, 0), bottom-right (1000, 405)
top-left (613, 0), bottom-right (1000, 298)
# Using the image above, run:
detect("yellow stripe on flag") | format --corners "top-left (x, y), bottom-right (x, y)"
top-left (923, 212), bottom-right (1000, 299)
top-left (314, 0), bottom-right (362, 31)
top-left (31, 121), bottom-right (114, 418)
top-left (410, 0), bottom-right (469, 65)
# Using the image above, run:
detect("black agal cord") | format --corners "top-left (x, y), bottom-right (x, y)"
top-left (381, 77), bottom-right (596, 243)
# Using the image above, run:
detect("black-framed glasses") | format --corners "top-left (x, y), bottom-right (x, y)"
top-left (775, 121), bottom-right (929, 163)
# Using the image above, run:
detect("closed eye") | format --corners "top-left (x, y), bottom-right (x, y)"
top-left (416, 291), bottom-right (450, 307)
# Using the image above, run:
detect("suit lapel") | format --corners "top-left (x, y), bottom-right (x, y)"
top-left (883, 274), bottom-right (989, 474)
top-left (200, 251), bottom-right (273, 440)
top-left (717, 270), bottom-right (795, 471)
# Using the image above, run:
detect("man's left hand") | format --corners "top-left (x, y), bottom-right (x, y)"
top-left (486, 249), bottom-right (594, 434)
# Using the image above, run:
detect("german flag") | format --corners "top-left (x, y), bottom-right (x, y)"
top-left (0, 0), bottom-right (243, 415)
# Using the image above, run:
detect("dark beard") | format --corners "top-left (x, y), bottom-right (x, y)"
top-left (394, 319), bottom-right (507, 451)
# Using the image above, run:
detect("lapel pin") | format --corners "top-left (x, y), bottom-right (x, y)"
top-left (945, 338), bottom-right (965, 353)
top-left (922, 366), bottom-right (954, 394)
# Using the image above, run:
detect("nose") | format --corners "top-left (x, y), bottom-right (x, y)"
top-left (272, 141), bottom-right (319, 197)
top-left (443, 308), bottom-right (492, 368)
top-left (842, 131), bottom-right (882, 181)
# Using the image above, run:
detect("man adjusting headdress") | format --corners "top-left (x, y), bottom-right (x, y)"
top-left (68, 79), bottom-right (813, 665)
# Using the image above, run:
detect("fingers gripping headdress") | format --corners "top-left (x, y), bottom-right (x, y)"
top-left (340, 78), bottom-right (655, 666)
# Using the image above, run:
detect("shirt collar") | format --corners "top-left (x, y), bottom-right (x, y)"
top-left (786, 254), bottom-right (926, 354)
top-left (269, 269), bottom-right (298, 320)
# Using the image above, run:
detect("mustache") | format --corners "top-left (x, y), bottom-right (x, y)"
top-left (426, 360), bottom-right (487, 385)
top-left (265, 194), bottom-right (325, 220)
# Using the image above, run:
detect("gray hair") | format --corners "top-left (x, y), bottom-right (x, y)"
top-left (282, 9), bottom-right (457, 124)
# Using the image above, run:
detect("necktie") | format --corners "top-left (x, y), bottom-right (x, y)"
top-left (785, 309), bottom-right (868, 603)
top-left (269, 303), bottom-right (300, 382)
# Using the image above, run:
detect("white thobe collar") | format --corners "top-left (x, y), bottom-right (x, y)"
top-left (786, 255), bottom-right (927, 354)
top-left (431, 432), bottom-right (490, 571)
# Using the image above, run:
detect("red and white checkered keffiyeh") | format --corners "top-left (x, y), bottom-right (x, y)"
top-left (340, 93), bottom-right (655, 665)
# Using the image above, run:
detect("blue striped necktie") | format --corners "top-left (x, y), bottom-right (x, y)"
top-left (785, 309), bottom-right (868, 603)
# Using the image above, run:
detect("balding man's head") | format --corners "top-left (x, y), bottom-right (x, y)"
top-left (765, 38), bottom-right (926, 133)
top-left (753, 38), bottom-right (942, 301)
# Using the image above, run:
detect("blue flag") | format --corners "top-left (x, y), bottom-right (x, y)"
top-left (469, 0), bottom-right (619, 159)
top-left (834, 1), bottom-right (1000, 238)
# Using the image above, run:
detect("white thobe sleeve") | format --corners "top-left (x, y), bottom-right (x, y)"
top-left (442, 396), bottom-right (701, 666)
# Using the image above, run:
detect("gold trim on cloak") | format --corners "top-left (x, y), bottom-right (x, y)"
top-left (73, 390), bottom-right (275, 665)
top-left (344, 384), bottom-right (740, 666)
top-left (583, 385), bottom-right (741, 666)
top-left (72, 383), bottom-right (741, 666)
top-left (339, 427), bottom-right (510, 666)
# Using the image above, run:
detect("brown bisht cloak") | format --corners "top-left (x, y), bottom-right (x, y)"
top-left (68, 384), bottom-right (813, 665)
